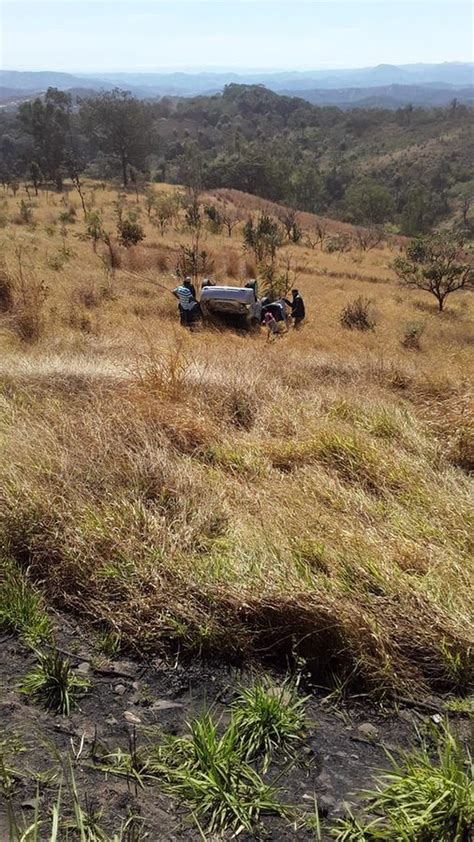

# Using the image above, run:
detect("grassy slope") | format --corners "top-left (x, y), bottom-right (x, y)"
top-left (0, 181), bottom-right (472, 696)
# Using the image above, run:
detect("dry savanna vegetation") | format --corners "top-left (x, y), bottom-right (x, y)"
top-left (0, 179), bottom-right (473, 703)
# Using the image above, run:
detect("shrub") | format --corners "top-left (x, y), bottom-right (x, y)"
top-left (118, 217), bottom-right (145, 248)
top-left (402, 322), bottom-right (425, 350)
top-left (325, 233), bottom-right (352, 253)
top-left (340, 296), bottom-right (376, 331)
top-left (19, 199), bottom-right (34, 224)
top-left (58, 206), bottom-right (76, 224)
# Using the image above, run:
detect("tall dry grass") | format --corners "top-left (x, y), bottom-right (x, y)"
top-left (0, 180), bottom-right (472, 695)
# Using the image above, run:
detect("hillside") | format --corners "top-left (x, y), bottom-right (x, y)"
top-left (1, 83), bottom-right (473, 235)
top-left (0, 177), bottom-right (472, 838)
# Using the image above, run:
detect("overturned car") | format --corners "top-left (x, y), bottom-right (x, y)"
top-left (200, 283), bottom-right (262, 330)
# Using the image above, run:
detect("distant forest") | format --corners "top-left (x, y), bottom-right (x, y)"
top-left (1, 84), bottom-right (473, 235)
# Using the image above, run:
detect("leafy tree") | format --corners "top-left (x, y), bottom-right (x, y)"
top-left (399, 187), bottom-right (447, 236)
top-left (80, 89), bottom-right (155, 187)
top-left (345, 179), bottom-right (395, 225)
top-left (243, 213), bottom-right (283, 264)
top-left (392, 232), bottom-right (473, 311)
top-left (204, 204), bottom-right (223, 234)
top-left (291, 163), bottom-right (327, 213)
top-left (19, 88), bottom-right (73, 189)
top-left (117, 216), bottom-right (145, 248)
top-left (153, 193), bottom-right (181, 236)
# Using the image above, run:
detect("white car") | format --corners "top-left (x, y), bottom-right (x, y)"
top-left (200, 284), bottom-right (262, 330)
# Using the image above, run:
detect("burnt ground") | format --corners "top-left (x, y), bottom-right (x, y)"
top-left (0, 618), bottom-right (471, 841)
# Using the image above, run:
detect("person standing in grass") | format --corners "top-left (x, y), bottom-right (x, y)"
top-left (284, 289), bottom-right (306, 329)
top-left (172, 279), bottom-right (196, 326)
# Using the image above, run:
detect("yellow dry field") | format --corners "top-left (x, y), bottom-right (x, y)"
top-left (0, 182), bottom-right (473, 695)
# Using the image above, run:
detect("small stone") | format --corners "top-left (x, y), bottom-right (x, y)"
top-left (318, 794), bottom-right (336, 816)
top-left (109, 661), bottom-right (135, 678)
top-left (21, 797), bottom-right (41, 810)
top-left (106, 715), bottom-right (118, 725)
top-left (124, 710), bottom-right (141, 724)
top-left (357, 722), bottom-right (379, 740)
top-left (432, 713), bottom-right (442, 725)
top-left (77, 661), bottom-right (90, 675)
top-left (114, 684), bottom-right (126, 696)
top-left (151, 699), bottom-right (183, 711)
top-left (132, 681), bottom-right (140, 691)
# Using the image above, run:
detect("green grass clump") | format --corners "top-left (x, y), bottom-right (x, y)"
top-left (148, 713), bottom-right (287, 836)
top-left (20, 649), bottom-right (90, 715)
top-left (102, 678), bottom-right (306, 835)
top-left (331, 722), bottom-right (473, 841)
top-left (231, 677), bottom-right (307, 770)
top-left (0, 561), bottom-right (52, 645)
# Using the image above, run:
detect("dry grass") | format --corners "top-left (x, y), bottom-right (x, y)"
top-left (0, 180), bottom-right (472, 696)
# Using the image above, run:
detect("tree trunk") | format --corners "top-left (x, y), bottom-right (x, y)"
top-left (121, 155), bottom-right (128, 187)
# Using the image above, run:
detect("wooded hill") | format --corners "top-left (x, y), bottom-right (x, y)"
top-left (1, 83), bottom-right (473, 235)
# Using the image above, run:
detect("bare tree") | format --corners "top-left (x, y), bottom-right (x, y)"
top-left (277, 207), bottom-right (302, 243)
top-left (355, 226), bottom-right (385, 251)
top-left (392, 232), bottom-right (473, 312)
top-left (221, 204), bottom-right (241, 237)
top-left (305, 220), bottom-right (327, 250)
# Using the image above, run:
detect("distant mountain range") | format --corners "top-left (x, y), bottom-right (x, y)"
top-left (1, 63), bottom-right (473, 109)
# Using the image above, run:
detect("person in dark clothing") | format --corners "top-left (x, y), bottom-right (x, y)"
top-left (284, 289), bottom-right (306, 329)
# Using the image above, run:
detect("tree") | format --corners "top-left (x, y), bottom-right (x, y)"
top-left (399, 186), bottom-right (446, 236)
top-left (277, 207), bottom-right (302, 243)
top-left (80, 90), bottom-right (154, 187)
top-left (392, 233), bottom-right (473, 312)
top-left (220, 204), bottom-right (241, 237)
top-left (19, 88), bottom-right (73, 189)
top-left (345, 179), bottom-right (395, 225)
top-left (29, 161), bottom-right (43, 196)
top-left (355, 226), bottom-right (385, 252)
top-left (243, 213), bottom-right (283, 264)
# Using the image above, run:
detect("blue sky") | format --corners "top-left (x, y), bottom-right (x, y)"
top-left (1, 1), bottom-right (473, 72)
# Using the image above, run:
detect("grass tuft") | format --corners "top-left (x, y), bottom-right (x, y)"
top-left (0, 561), bottom-right (52, 645)
top-left (231, 677), bottom-right (307, 770)
top-left (20, 649), bottom-right (90, 716)
top-left (146, 712), bottom-right (288, 836)
top-left (331, 721), bottom-right (473, 841)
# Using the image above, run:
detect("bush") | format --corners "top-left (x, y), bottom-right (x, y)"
top-left (118, 217), bottom-right (145, 248)
top-left (340, 296), bottom-right (376, 331)
top-left (58, 206), bottom-right (76, 224)
top-left (402, 322), bottom-right (425, 350)
top-left (325, 233), bottom-right (352, 253)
